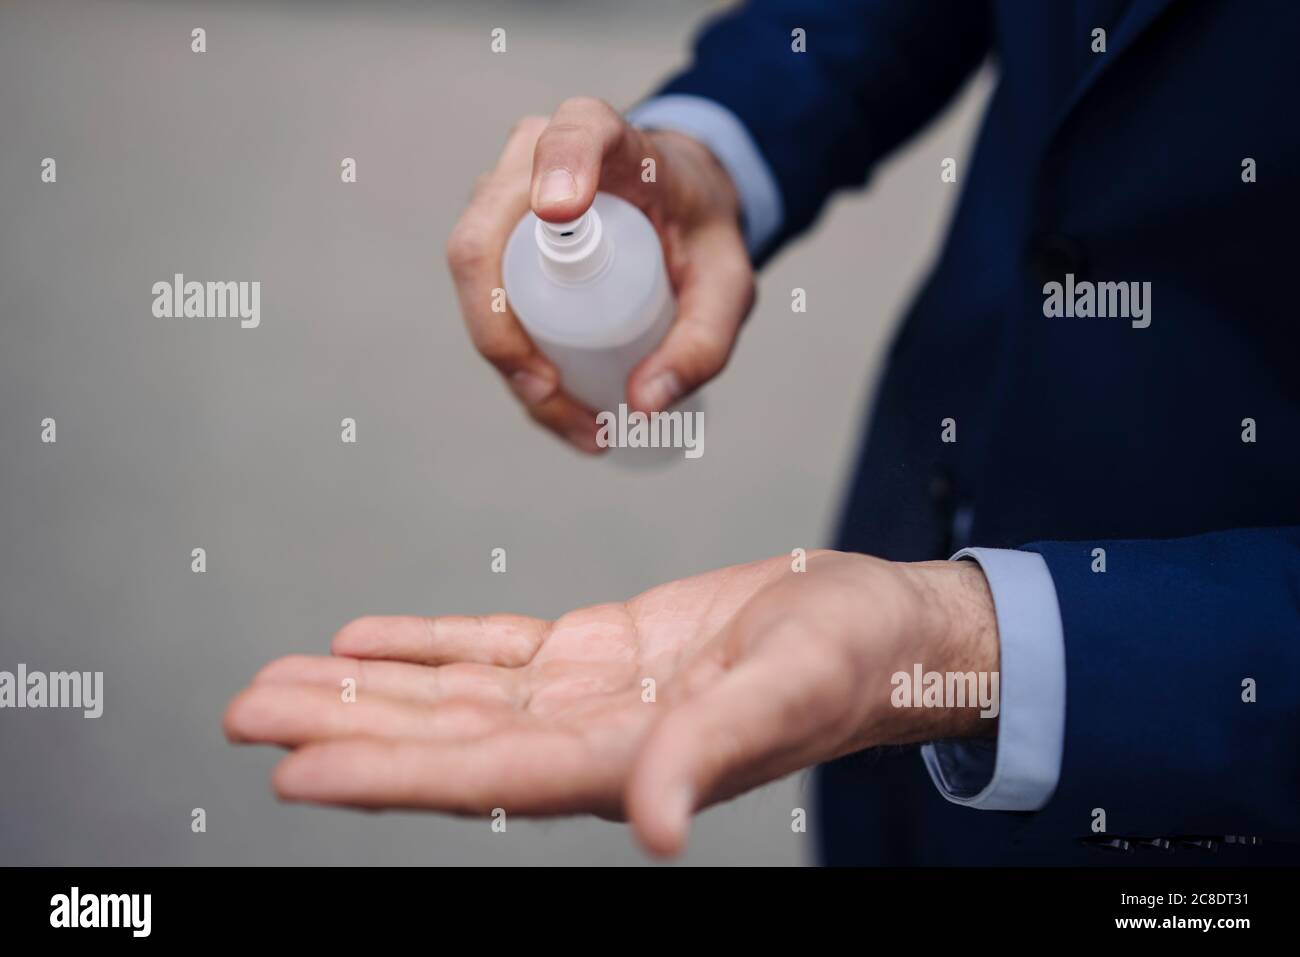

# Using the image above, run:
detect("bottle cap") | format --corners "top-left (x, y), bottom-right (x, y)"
top-left (535, 208), bottom-right (611, 282)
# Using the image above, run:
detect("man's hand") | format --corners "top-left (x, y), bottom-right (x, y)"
top-left (225, 552), bottom-right (998, 856)
top-left (446, 97), bottom-right (753, 453)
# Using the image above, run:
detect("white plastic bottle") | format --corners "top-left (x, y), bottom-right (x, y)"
top-left (502, 192), bottom-right (674, 414)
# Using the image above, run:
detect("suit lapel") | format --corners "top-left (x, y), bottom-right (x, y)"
top-left (1054, 0), bottom-right (1180, 128)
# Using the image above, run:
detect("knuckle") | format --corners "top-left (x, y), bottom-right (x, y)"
top-left (679, 334), bottom-right (732, 385)
top-left (469, 171), bottom-right (494, 200)
top-left (723, 251), bottom-right (756, 289)
top-left (471, 318), bottom-right (527, 366)
top-left (535, 121), bottom-right (592, 152)
top-left (445, 222), bottom-right (492, 273)
top-left (685, 322), bottom-right (733, 371)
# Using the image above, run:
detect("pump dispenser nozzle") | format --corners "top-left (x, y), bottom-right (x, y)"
top-left (534, 207), bottom-right (611, 282)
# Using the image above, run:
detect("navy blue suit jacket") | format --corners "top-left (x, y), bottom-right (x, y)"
top-left (657, 0), bottom-right (1300, 864)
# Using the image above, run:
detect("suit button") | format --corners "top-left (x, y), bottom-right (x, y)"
top-left (1026, 233), bottom-right (1087, 284)
top-left (928, 469), bottom-right (953, 507)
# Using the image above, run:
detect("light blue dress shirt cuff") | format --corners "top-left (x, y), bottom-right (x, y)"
top-left (625, 94), bottom-right (784, 257)
top-left (920, 547), bottom-right (1067, 811)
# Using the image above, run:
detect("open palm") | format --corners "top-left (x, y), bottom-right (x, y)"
top-left (225, 550), bottom-right (964, 854)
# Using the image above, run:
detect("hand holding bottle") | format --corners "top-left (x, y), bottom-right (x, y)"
top-left (446, 97), bottom-right (754, 453)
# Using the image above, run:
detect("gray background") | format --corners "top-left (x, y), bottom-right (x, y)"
top-left (0, 0), bottom-right (990, 865)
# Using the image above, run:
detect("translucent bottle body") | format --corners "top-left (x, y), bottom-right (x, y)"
top-left (502, 192), bottom-right (674, 413)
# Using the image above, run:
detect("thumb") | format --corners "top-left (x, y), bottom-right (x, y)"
top-left (626, 639), bottom-right (816, 857)
top-left (628, 221), bottom-right (755, 412)
top-left (530, 96), bottom-right (635, 223)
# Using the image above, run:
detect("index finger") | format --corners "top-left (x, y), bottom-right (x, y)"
top-left (331, 614), bottom-right (550, 667)
top-left (446, 118), bottom-right (552, 389)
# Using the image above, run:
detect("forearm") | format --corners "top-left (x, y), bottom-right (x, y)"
top-left (641, 0), bottom-right (994, 258)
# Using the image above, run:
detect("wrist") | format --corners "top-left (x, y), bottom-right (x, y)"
top-left (895, 560), bottom-right (1001, 741)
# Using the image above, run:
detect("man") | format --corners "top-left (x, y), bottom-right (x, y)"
top-left (226, 0), bottom-right (1300, 864)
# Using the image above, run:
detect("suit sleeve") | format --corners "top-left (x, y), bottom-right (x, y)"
top-left (1017, 526), bottom-right (1300, 845)
top-left (646, 0), bottom-right (993, 262)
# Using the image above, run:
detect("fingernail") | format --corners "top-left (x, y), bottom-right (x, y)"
top-left (510, 369), bottom-right (554, 405)
top-left (641, 371), bottom-right (682, 411)
top-left (537, 168), bottom-right (577, 206)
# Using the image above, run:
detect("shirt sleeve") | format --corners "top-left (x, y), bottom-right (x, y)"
top-left (920, 547), bottom-right (1067, 811)
top-left (625, 94), bottom-right (784, 258)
